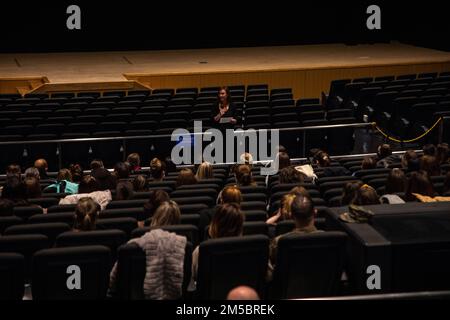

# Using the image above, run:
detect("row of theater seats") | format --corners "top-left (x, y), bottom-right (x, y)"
top-left (3, 201), bottom-right (450, 299)
top-left (326, 72), bottom-right (450, 138)
top-left (0, 83), bottom-right (357, 138)
top-left (0, 231), bottom-right (348, 300)
top-left (2, 155), bottom-right (450, 299)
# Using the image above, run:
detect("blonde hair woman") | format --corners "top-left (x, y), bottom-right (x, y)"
top-left (150, 200), bottom-right (181, 227)
top-left (196, 162), bottom-right (213, 180)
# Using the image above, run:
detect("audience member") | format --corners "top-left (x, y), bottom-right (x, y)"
top-left (34, 159), bottom-right (48, 179)
top-left (196, 162), bottom-right (213, 180)
top-left (405, 170), bottom-right (435, 202)
top-left (73, 197), bottom-right (100, 231)
top-left (176, 168), bottom-right (197, 187)
top-left (127, 153), bottom-right (141, 173)
top-left (149, 158), bottom-right (165, 181)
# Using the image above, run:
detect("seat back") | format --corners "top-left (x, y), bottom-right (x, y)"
top-left (0, 253), bottom-right (25, 300)
top-left (115, 241), bottom-right (193, 299)
top-left (4, 222), bottom-right (71, 245)
top-left (32, 245), bottom-right (111, 300)
top-left (197, 235), bottom-right (269, 299)
top-left (272, 231), bottom-right (347, 298)
top-left (56, 230), bottom-right (127, 262)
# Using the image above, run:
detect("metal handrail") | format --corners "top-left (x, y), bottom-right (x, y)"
top-left (0, 122), bottom-right (373, 146)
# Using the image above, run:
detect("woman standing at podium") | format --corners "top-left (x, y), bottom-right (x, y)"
top-left (211, 86), bottom-right (237, 130)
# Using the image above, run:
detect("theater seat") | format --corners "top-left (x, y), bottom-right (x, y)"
top-left (196, 235), bottom-right (269, 299)
top-left (56, 230), bottom-right (127, 262)
top-left (271, 231), bottom-right (347, 299)
top-left (32, 245), bottom-right (111, 300)
top-left (4, 222), bottom-right (71, 245)
top-left (96, 217), bottom-right (138, 239)
top-left (0, 216), bottom-right (23, 234)
top-left (0, 253), bottom-right (25, 300)
top-left (114, 241), bottom-right (193, 299)
top-left (0, 234), bottom-right (50, 281)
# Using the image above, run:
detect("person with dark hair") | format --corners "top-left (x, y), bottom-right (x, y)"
top-left (376, 144), bottom-right (398, 168)
top-left (385, 168), bottom-right (406, 194)
top-left (149, 158), bottom-right (165, 181)
top-left (380, 169), bottom-right (407, 204)
top-left (401, 150), bottom-right (420, 173)
top-left (44, 168), bottom-right (79, 194)
top-left (34, 159), bottom-right (48, 179)
top-left (234, 164), bottom-right (256, 187)
top-left (352, 184), bottom-right (380, 205)
top-left (436, 143), bottom-right (450, 165)
top-left (24, 177), bottom-right (42, 199)
top-left (277, 152), bottom-right (291, 170)
top-left (340, 181), bottom-right (364, 206)
top-left (91, 167), bottom-right (117, 191)
top-left (115, 181), bottom-right (134, 201)
top-left (73, 197), bottom-right (100, 231)
top-left (176, 168), bottom-right (197, 187)
top-left (133, 175), bottom-right (148, 192)
top-left (268, 194), bottom-right (321, 279)
top-left (278, 166), bottom-right (304, 184)
top-left (190, 203), bottom-right (244, 290)
top-left (77, 175), bottom-right (100, 194)
top-left (90, 159), bottom-right (104, 171)
top-left (59, 175), bottom-right (112, 210)
top-left (113, 162), bottom-right (130, 180)
top-left (69, 163), bottom-right (83, 183)
top-left (405, 171), bottom-right (435, 202)
top-left (420, 155), bottom-right (441, 177)
top-left (0, 198), bottom-right (14, 216)
top-left (423, 144), bottom-right (436, 157)
top-left (361, 156), bottom-right (377, 170)
top-left (212, 86), bottom-right (237, 128)
top-left (1, 175), bottom-right (28, 206)
top-left (6, 164), bottom-right (21, 178)
top-left (143, 190), bottom-right (170, 220)
top-left (315, 151), bottom-right (350, 176)
top-left (127, 153), bottom-right (141, 173)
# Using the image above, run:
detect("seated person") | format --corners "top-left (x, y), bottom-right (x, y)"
top-left (149, 158), bottom-right (166, 181)
top-left (314, 151), bottom-right (350, 177)
top-left (59, 175), bottom-right (112, 210)
top-left (176, 168), bottom-right (197, 187)
top-left (234, 164), bottom-right (257, 187)
top-left (44, 168), bottom-right (79, 194)
top-left (376, 144), bottom-right (398, 168)
top-left (266, 186), bottom-right (310, 225)
top-left (351, 184), bottom-right (381, 205)
top-left (73, 197), bottom-right (100, 232)
top-left (190, 203), bottom-right (244, 291)
top-left (268, 194), bottom-right (321, 279)
top-left (195, 162), bottom-right (213, 180)
top-left (149, 200), bottom-right (181, 228)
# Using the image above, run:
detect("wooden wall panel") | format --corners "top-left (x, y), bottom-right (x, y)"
top-left (126, 61), bottom-right (450, 100)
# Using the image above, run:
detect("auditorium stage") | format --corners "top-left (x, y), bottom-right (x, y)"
top-left (1, 42), bottom-right (450, 98)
